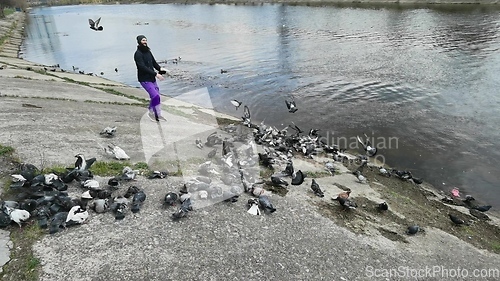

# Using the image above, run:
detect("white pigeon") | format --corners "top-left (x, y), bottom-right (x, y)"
top-left (8, 208), bottom-right (30, 228)
top-left (100, 126), bottom-right (117, 137)
top-left (81, 190), bottom-right (93, 199)
top-left (11, 174), bottom-right (26, 182)
top-left (105, 144), bottom-right (130, 160)
top-left (66, 206), bottom-right (89, 224)
top-left (82, 179), bottom-right (100, 190)
top-left (121, 166), bottom-right (138, 180)
top-left (44, 173), bottom-right (59, 185)
top-left (247, 198), bottom-right (261, 216)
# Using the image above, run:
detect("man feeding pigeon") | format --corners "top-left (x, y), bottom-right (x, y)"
top-left (134, 35), bottom-right (168, 122)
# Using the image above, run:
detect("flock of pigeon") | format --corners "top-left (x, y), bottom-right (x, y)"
top-left (0, 95), bottom-right (494, 237)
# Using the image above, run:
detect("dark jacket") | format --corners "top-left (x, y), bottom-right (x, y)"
top-left (134, 46), bottom-right (160, 82)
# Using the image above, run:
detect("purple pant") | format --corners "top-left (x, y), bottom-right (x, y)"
top-left (140, 81), bottom-right (162, 118)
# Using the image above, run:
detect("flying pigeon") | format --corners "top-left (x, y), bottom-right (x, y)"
top-left (247, 198), bottom-right (261, 216)
top-left (104, 144), bottom-right (130, 160)
top-left (356, 133), bottom-right (377, 157)
top-left (230, 99), bottom-right (242, 110)
top-left (89, 17), bottom-right (103, 31)
top-left (285, 96), bottom-right (298, 113)
top-left (100, 126), bottom-right (116, 137)
top-left (241, 105), bottom-right (251, 127)
top-left (310, 179), bottom-right (324, 197)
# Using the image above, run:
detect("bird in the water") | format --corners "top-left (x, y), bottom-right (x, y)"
top-left (230, 99), bottom-right (242, 110)
top-left (220, 69), bottom-right (228, 74)
top-left (472, 205), bottom-right (492, 212)
top-left (285, 96), bottom-right (298, 113)
top-left (310, 179), bottom-right (324, 197)
top-left (357, 133), bottom-right (377, 157)
top-left (377, 202), bottom-right (388, 211)
top-left (247, 198), bottom-right (261, 216)
top-left (88, 17), bottom-right (103, 31)
top-left (99, 126), bottom-right (117, 137)
top-left (448, 214), bottom-right (467, 225)
top-left (114, 68), bottom-right (118, 72)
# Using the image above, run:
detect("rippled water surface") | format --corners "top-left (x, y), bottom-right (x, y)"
top-left (21, 3), bottom-right (500, 206)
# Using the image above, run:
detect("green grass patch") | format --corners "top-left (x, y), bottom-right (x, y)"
top-left (304, 171), bottom-right (331, 178)
top-left (0, 144), bottom-right (14, 156)
top-left (491, 242), bottom-right (500, 252)
top-left (3, 8), bottom-right (15, 17)
top-left (90, 161), bottom-right (150, 176)
top-left (0, 222), bottom-right (45, 281)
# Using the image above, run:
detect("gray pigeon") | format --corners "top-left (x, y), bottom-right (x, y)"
top-left (310, 179), bottom-right (324, 197)
top-left (258, 195), bottom-right (276, 213)
top-left (100, 126), bottom-right (117, 137)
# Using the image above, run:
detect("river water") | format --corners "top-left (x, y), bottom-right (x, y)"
top-left (21, 3), bottom-right (500, 207)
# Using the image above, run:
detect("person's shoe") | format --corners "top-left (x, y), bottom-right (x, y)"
top-left (157, 116), bottom-right (167, 122)
top-left (147, 111), bottom-right (157, 122)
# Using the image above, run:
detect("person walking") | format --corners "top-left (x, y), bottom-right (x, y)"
top-left (134, 34), bottom-right (167, 122)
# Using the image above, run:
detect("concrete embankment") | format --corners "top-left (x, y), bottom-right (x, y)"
top-left (1, 10), bottom-right (500, 281)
